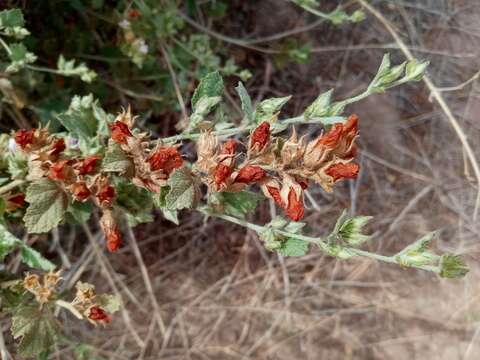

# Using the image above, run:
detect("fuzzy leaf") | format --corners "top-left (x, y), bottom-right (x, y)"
top-left (0, 223), bottom-right (20, 261)
top-left (20, 245), bottom-right (55, 271)
top-left (405, 59), bottom-right (429, 82)
top-left (66, 201), bottom-right (92, 224)
top-left (165, 167), bottom-right (200, 210)
top-left (12, 307), bottom-right (61, 358)
top-left (96, 294), bottom-right (121, 313)
top-left (235, 82), bottom-right (254, 123)
top-left (0, 9), bottom-right (24, 29)
top-left (191, 71), bottom-right (223, 109)
top-left (304, 89), bottom-right (333, 120)
top-left (6, 43), bottom-right (37, 73)
top-left (161, 209), bottom-right (179, 224)
top-left (255, 96), bottom-right (291, 122)
top-left (395, 232), bottom-right (438, 267)
top-left (102, 142), bottom-right (133, 174)
top-left (24, 179), bottom-right (68, 234)
top-left (217, 191), bottom-right (259, 218)
top-left (277, 237), bottom-right (309, 257)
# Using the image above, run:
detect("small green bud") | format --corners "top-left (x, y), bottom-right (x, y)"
top-left (439, 254), bottom-right (469, 278)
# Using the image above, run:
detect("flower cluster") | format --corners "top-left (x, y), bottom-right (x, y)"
top-left (195, 114), bottom-right (360, 221)
top-left (13, 126), bottom-right (122, 251)
top-left (23, 270), bottom-right (62, 306)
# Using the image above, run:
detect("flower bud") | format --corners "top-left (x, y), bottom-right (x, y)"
top-left (250, 122), bottom-right (270, 151)
top-left (71, 181), bottom-right (91, 202)
top-left (88, 306), bottom-right (111, 323)
top-left (14, 129), bottom-right (35, 149)
top-left (234, 165), bottom-right (266, 184)
top-left (147, 146), bottom-right (183, 175)
top-left (76, 156), bottom-right (99, 175)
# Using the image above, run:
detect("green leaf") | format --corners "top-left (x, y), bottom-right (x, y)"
top-left (57, 55), bottom-right (97, 83)
top-left (235, 82), bottom-right (254, 123)
top-left (161, 209), bottom-right (179, 224)
top-left (188, 96), bottom-right (222, 131)
top-left (439, 254), bottom-right (469, 278)
top-left (6, 43), bottom-right (37, 73)
top-left (191, 71), bottom-right (224, 109)
top-left (165, 168), bottom-right (200, 210)
top-left (12, 307), bottom-right (60, 358)
top-left (304, 89), bottom-right (333, 120)
top-left (277, 237), bottom-right (309, 257)
top-left (0, 223), bottom-right (20, 261)
top-left (24, 179), bottom-right (68, 234)
top-left (57, 95), bottom-right (98, 141)
top-left (0, 9), bottom-right (25, 28)
top-left (216, 191), bottom-right (259, 218)
top-left (102, 142), bottom-right (133, 174)
top-left (255, 96), bottom-right (291, 122)
top-left (20, 245), bottom-right (55, 271)
top-left (66, 201), bottom-right (92, 224)
top-left (96, 294), bottom-right (121, 313)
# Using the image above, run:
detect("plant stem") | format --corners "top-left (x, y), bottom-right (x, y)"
top-left (0, 179), bottom-right (26, 195)
top-left (203, 210), bottom-right (441, 274)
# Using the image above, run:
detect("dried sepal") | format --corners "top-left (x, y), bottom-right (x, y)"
top-left (100, 209), bottom-right (122, 252)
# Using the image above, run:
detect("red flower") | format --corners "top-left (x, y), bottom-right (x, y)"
top-left (148, 147), bottom-right (183, 175)
top-left (214, 163), bottom-right (232, 188)
top-left (7, 193), bottom-right (25, 207)
top-left (221, 139), bottom-right (238, 155)
top-left (250, 122), bottom-right (270, 150)
top-left (49, 160), bottom-right (71, 180)
top-left (50, 138), bottom-right (66, 156)
top-left (316, 114), bottom-right (358, 156)
top-left (88, 306), bottom-right (111, 323)
top-left (285, 187), bottom-right (304, 221)
top-left (109, 121), bottom-right (132, 144)
top-left (76, 156), bottom-right (99, 175)
top-left (14, 129), bottom-right (35, 149)
top-left (234, 166), bottom-right (267, 184)
top-left (325, 163), bottom-right (360, 182)
top-left (106, 227), bottom-right (122, 252)
top-left (71, 182), bottom-right (91, 202)
top-left (266, 185), bottom-right (283, 207)
top-left (128, 9), bottom-right (141, 18)
top-left (97, 184), bottom-right (115, 206)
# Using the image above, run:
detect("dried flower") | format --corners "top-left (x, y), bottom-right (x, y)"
top-left (5, 193), bottom-right (25, 211)
top-left (71, 181), bottom-right (91, 202)
top-left (325, 162), bottom-right (359, 181)
top-left (100, 210), bottom-right (122, 252)
top-left (234, 165), bottom-right (267, 184)
top-left (76, 156), bottom-right (99, 175)
top-left (109, 121), bottom-right (132, 144)
top-left (88, 306), bottom-right (111, 323)
top-left (214, 163), bottom-right (232, 189)
top-left (75, 282), bottom-right (96, 304)
top-left (48, 159), bottom-right (72, 181)
top-left (284, 187), bottom-right (304, 221)
top-left (23, 273), bottom-right (40, 292)
top-left (250, 122), bottom-right (270, 151)
top-left (44, 270), bottom-right (62, 289)
top-left (49, 138), bottom-right (66, 156)
top-left (221, 139), bottom-right (238, 155)
top-left (96, 183), bottom-right (115, 207)
top-left (147, 146), bottom-right (183, 175)
top-left (14, 129), bottom-right (35, 149)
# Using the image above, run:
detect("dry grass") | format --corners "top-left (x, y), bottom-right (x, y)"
top-left (4, 0), bottom-right (480, 359)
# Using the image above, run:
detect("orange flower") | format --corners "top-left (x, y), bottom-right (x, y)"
top-left (221, 139), bottom-right (238, 155)
top-left (109, 121), bottom-right (132, 144)
top-left (234, 166), bottom-right (267, 184)
top-left (14, 129), bottom-right (35, 149)
top-left (128, 9), bottom-right (141, 18)
top-left (48, 160), bottom-right (71, 180)
top-left (76, 156), bottom-right (99, 175)
top-left (266, 185), bottom-right (283, 207)
top-left (250, 122), bottom-right (270, 150)
top-left (147, 147), bottom-right (183, 175)
top-left (106, 227), bottom-right (122, 252)
top-left (71, 182), bottom-right (91, 202)
top-left (50, 138), bottom-right (66, 156)
top-left (316, 114), bottom-right (358, 158)
top-left (284, 187), bottom-right (304, 221)
top-left (214, 164), bottom-right (232, 189)
top-left (325, 163), bottom-right (360, 182)
top-left (97, 184), bottom-right (115, 206)
top-left (88, 306), bottom-right (111, 323)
